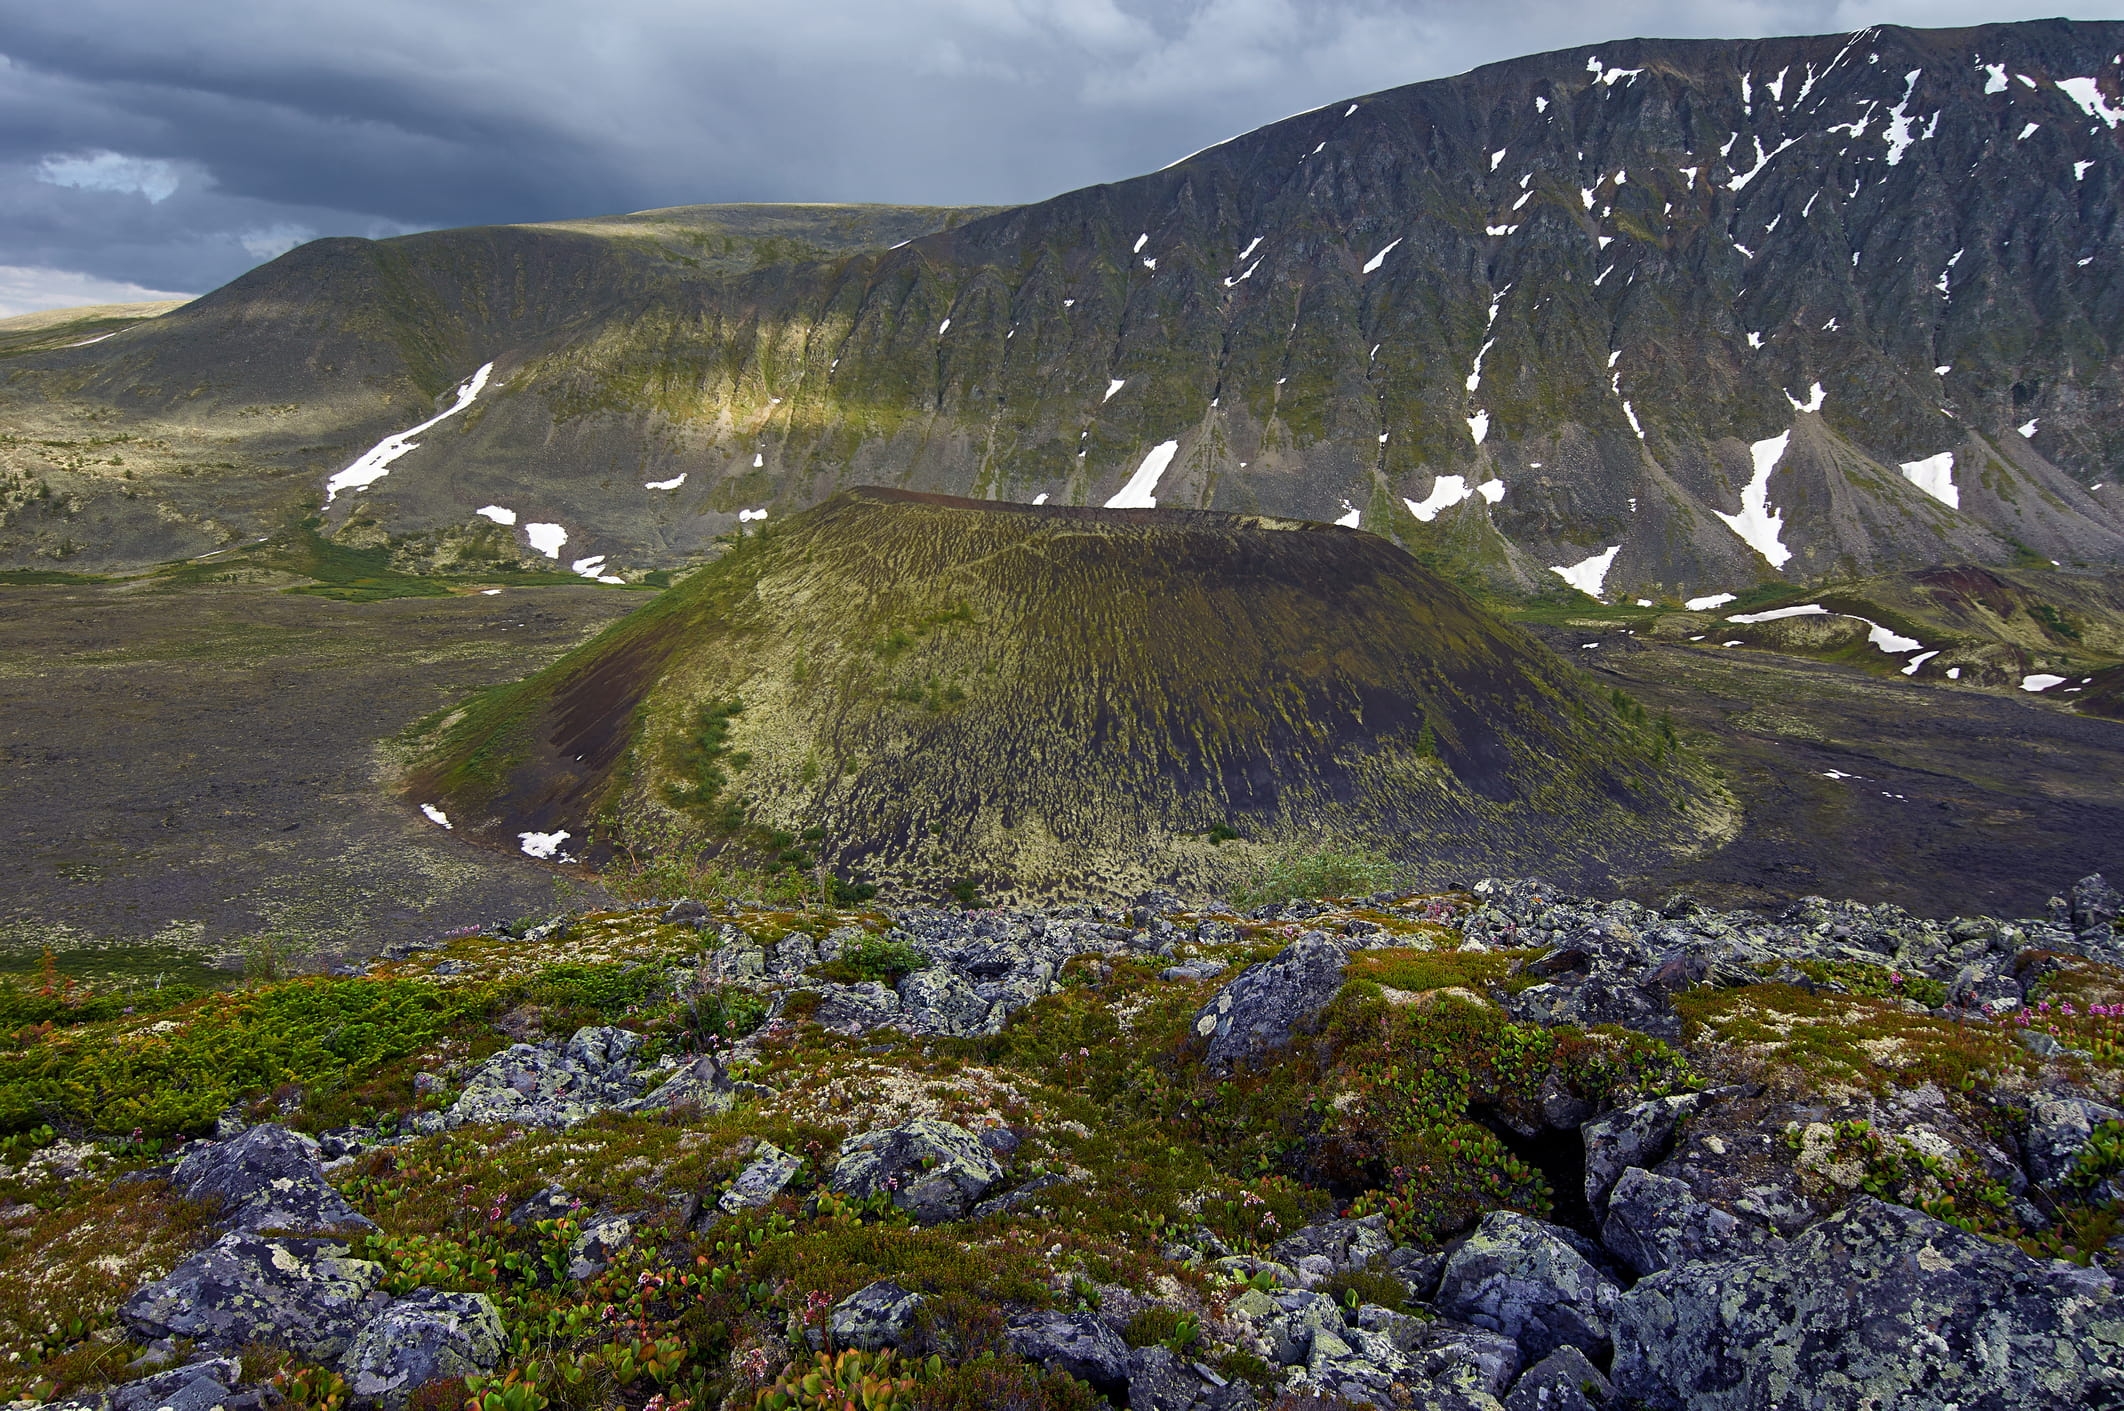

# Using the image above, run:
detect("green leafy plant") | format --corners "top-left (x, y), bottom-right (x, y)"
top-left (463, 1370), bottom-right (548, 1411)
top-left (753, 1349), bottom-right (929, 1411)
top-left (809, 937), bottom-right (929, 986)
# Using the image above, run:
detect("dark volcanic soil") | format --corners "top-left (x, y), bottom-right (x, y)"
top-left (0, 580), bottom-right (640, 974)
top-left (1542, 629), bottom-right (2124, 919)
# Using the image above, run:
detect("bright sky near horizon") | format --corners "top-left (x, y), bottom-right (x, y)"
top-left (0, 0), bottom-right (2116, 315)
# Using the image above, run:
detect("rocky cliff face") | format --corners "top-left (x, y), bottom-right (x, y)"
top-left (8, 22), bottom-right (2124, 598)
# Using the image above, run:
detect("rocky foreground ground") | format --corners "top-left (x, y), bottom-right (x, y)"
top-left (6, 875), bottom-right (2124, 1410)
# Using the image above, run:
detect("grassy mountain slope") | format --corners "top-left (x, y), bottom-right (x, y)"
top-left (410, 491), bottom-right (1724, 897)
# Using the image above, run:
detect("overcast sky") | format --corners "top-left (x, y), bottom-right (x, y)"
top-left (0, 0), bottom-right (2116, 315)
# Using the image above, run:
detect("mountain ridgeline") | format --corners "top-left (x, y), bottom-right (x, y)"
top-left (409, 490), bottom-right (1722, 897)
top-left (8, 20), bottom-right (2124, 602)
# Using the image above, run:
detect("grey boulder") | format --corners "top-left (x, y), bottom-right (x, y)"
top-left (813, 982), bottom-right (901, 1034)
top-left (830, 1118), bottom-right (1002, 1224)
top-left (1004, 1310), bottom-right (1130, 1396)
top-left (1600, 1167), bottom-right (1781, 1278)
top-left (172, 1124), bottom-right (376, 1236)
top-left (719, 1142), bottom-right (803, 1214)
top-left (627, 1052), bottom-right (735, 1115)
top-left (440, 1026), bottom-right (644, 1130)
top-left (1270, 1213), bottom-right (1394, 1288)
top-left (1435, 1212), bottom-right (1621, 1363)
top-left (1193, 934), bottom-right (1347, 1070)
top-left (1611, 1195), bottom-right (2124, 1409)
top-left (1503, 1346), bottom-right (1612, 1411)
top-left (343, 1288), bottom-right (505, 1408)
top-left (57, 1357), bottom-right (261, 1411)
top-left (565, 1212), bottom-right (633, 1280)
top-left (896, 967), bottom-right (1002, 1037)
top-left (1402, 1319), bottom-right (1522, 1404)
top-left (826, 1280), bottom-right (926, 1353)
top-left (2022, 1093), bottom-right (2124, 1188)
top-left (119, 1232), bottom-right (383, 1362)
top-left (1580, 1094), bottom-right (1705, 1210)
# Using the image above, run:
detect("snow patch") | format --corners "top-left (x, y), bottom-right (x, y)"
top-left (1105, 440), bottom-right (1181, 509)
top-left (325, 362), bottom-right (494, 502)
top-left (1477, 478), bottom-right (1505, 504)
top-left (1361, 238), bottom-right (1403, 274)
top-left (1467, 410), bottom-right (1490, 445)
top-left (2019, 122), bottom-right (2040, 140)
top-left (1899, 451), bottom-right (1958, 508)
top-left (2022, 673), bottom-right (2068, 692)
top-left (2060, 77), bottom-right (2124, 127)
top-left (938, 318), bottom-right (951, 335)
top-left (1729, 135), bottom-right (1800, 191)
top-left (738, 508), bottom-right (769, 522)
top-left (1104, 378), bottom-right (1126, 402)
top-left (1405, 475), bottom-right (1474, 522)
top-left (524, 523), bottom-right (567, 558)
top-left (1984, 63), bottom-right (2008, 93)
top-left (1133, 233), bottom-right (1148, 253)
top-left (1686, 592), bottom-right (1737, 611)
top-left (1031, 493), bottom-right (1048, 505)
top-left (645, 474), bottom-right (686, 491)
top-left (1550, 544), bottom-right (1622, 599)
top-left (2020, 418), bottom-right (2040, 438)
top-left (1902, 650), bottom-right (1940, 676)
top-left (519, 830), bottom-right (571, 860)
top-left (1785, 383), bottom-right (1826, 413)
top-left (1883, 70), bottom-right (1922, 165)
top-left (421, 804), bottom-right (451, 829)
top-left (1716, 431), bottom-right (1794, 568)
top-left (571, 555), bottom-right (607, 578)
top-left (1729, 603), bottom-right (1826, 624)
top-left (1335, 501), bottom-right (1361, 527)
top-left (475, 505), bottom-right (516, 525)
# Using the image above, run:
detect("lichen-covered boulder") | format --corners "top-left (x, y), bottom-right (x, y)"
top-left (1435, 1212), bottom-right (1621, 1363)
top-left (172, 1124), bottom-right (376, 1235)
top-left (54, 1356), bottom-right (260, 1411)
top-left (813, 981), bottom-right (901, 1034)
top-left (1579, 1095), bottom-right (1704, 1210)
top-left (1600, 1167), bottom-right (1780, 1278)
top-left (2023, 1093), bottom-right (2124, 1188)
top-left (719, 1142), bottom-right (803, 1214)
top-left (1502, 1345), bottom-right (1611, 1411)
top-left (440, 1026), bottom-right (644, 1129)
top-left (1004, 1310), bottom-right (1130, 1396)
top-left (1401, 1319), bottom-right (1521, 1405)
top-left (1270, 1213), bottom-right (1394, 1288)
top-left (118, 1232), bottom-right (383, 1362)
top-left (1611, 1195), bottom-right (2124, 1409)
top-left (627, 1052), bottom-right (734, 1115)
top-left (830, 1118), bottom-right (1002, 1224)
top-left (343, 1288), bottom-right (505, 1408)
top-left (826, 1280), bottom-right (926, 1352)
top-left (896, 967), bottom-right (1001, 1037)
top-left (565, 1212), bottom-right (633, 1280)
top-left (1193, 934), bottom-right (1347, 1070)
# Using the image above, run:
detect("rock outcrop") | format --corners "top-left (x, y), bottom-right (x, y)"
top-left (1611, 1196), bottom-right (2124, 1408)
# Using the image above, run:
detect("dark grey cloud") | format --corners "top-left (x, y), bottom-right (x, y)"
top-left (0, 0), bottom-right (2115, 313)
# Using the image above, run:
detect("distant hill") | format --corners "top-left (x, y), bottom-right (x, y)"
top-left (408, 490), bottom-right (1725, 897)
top-left (5, 22), bottom-right (2124, 605)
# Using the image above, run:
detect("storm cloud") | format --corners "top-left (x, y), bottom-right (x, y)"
top-left (0, 0), bottom-right (2112, 313)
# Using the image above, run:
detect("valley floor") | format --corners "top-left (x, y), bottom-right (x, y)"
top-left (0, 580), bottom-right (641, 979)
top-left (0, 580), bottom-right (2119, 990)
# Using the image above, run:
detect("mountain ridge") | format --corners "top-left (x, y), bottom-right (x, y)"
top-left (4, 21), bottom-right (2124, 604)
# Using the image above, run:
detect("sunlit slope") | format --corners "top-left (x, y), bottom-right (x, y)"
top-left (411, 490), bottom-right (1724, 897)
